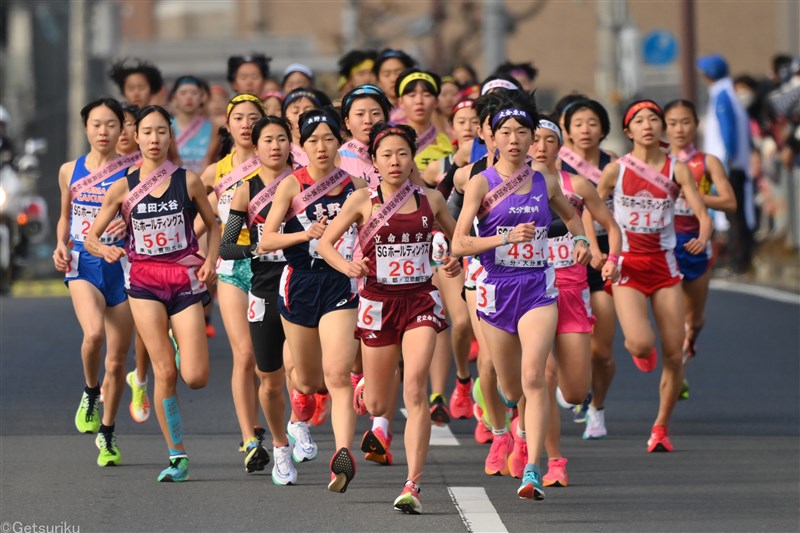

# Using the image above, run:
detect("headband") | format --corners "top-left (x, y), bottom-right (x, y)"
top-left (174, 76), bottom-right (202, 89)
top-left (227, 94), bottom-right (266, 118)
top-left (537, 119), bottom-right (563, 144)
top-left (490, 108), bottom-right (535, 130)
top-left (344, 84), bottom-right (385, 105)
top-left (481, 79), bottom-right (519, 95)
top-left (371, 126), bottom-right (412, 153)
top-left (283, 63), bottom-right (313, 80)
top-left (398, 72), bottom-right (439, 97)
top-left (210, 85), bottom-right (229, 98)
top-left (623, 100), bottom-right (664, 128)
top-left (283, 90), bottom-right (321, 109)
top-left (300, 112), bottom-right (339, 139)
top-left (451, 99), bottom-right (475, 115)
top-left (260, 91), bottom-right (284, 102)
top-left (350, 59), bottom-right (375, 76)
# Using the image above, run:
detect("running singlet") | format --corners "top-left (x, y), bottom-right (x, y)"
top-left (415, 130), bottom-right (454, 171)
top-left (282, 167), bottom-right (357, 270)
top-left (548, 171), bottom-right (587, 285)
top-left (172, 118), bottom-right (212, 175)
top-left (69, 154), bottom-right (129, 250)
top-left (476, 166), bottom-right (551, 275)
top-left (215, 151), bottom-right (260, 246)
top-left (614, 156), bottom-right (678, 254)
top-left (248, 178), bottom-right (287, 292)
top-left (361, 187), bottom-right (434, 294)
top-left (339, 139), bottom-right (380, 187)
top-left (126, 168), bottom-right (200, 263)
top-left (673, 152), bottom-right (712, 234)
top-left (562, 151), bottom-right (613, 236)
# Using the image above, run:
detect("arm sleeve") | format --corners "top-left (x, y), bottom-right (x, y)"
top-left (715, 91), bottom-right (738, 160)
top-left (218, 209), bottom-right (254, 260)
top-left (447, 187), bottom-right (464, 220)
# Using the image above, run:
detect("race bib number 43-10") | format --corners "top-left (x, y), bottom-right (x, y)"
top-left (494, 226), bottom-right (548, 268)
top-left (375, 242), bottom-right (432, 285)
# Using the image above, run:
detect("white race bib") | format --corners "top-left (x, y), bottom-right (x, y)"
top-left (217, 189), bottom-right (235, 225)
top-left (494, 226), bottom-right (548, 268)
top-left (216, 257), bottom-right (234, 275)
top-left (548, 234), bottom-right (575, 269)
top-left (475, 279), bottom-right (497, 314)
top-left (255, 222), bottom-right (286, 262)
top-left (375, 241), bottom-right (432, 285)
top-left (615, 194), bottom-right (672, 234)
top-left (247, 292), bottom-right (265, 323)
top-left (70, 204), bottom-right (122, 244)
top-left (64, 250), bottom-right (80, 279)
top-left (131, 212), bottom-right (187, 256)
top-left (357, 296), bottom-right (383, 330)
top-left (674, 196), bottom-right (694, 217)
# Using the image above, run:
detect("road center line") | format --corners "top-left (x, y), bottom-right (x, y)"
top-left (448, 486), bottom-right (508, 533)
top-left (400, 408), bottom-right (459, 446)
top-left (710, 279), bottom-right (800, 305)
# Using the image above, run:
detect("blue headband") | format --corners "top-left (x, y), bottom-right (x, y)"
top-left (491, 108), bottom-right (535, 130)
top-left (343, 84), bottom-right (385, 108)
top-left (283, 90), bottom-right (321, 110)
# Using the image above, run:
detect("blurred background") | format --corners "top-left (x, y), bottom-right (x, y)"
top-left (0, 0), bottom-right (798, 290)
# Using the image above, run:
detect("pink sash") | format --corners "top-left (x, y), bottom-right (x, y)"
top-left (122, 161), bottom-right (180, 220)
top-left (70, 153), bottom-right (142, 200)
top-left (416, 125), bottom-right (438, 152)
top-left (213, 155), bottom-right (260, 198)
top-left (284, 168), bottom-right (349, 221)
top-left (341, 139), bottom-right (370, 161)
top-left (247, 169), bottom-right (292, 227)
top-left (618, 154), bottom-right (679, 198)
top-left (676, 144), bottom-right (698, 163)
top-left (477, 166), bottom-right (533, 219)
top-left (558, 146), bottom-right (602, 184)
top-left (175, 117), bottom-right (206, 149)
top-left (359, 179), bottom-right (416, 247)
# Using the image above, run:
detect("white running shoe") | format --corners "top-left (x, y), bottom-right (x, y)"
top-left (272, 444), bottom-right (298, 486)
top-left (582, 406), bottom-right (607, 440)
top-left (286, 421), bottom-right (318, 462)
top-left (555, 386), bottom-right (574, 409)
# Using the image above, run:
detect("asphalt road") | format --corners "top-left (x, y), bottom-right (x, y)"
top-left (1, 283), bottom-right (798, 533)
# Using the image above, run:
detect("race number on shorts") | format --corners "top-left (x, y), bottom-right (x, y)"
top-left (475, 280), bottom-right (497, 314)
top-left (247, 293), bottom-right (265, 323)
top-left (64, 250), bottom-right (81, 279)
top-left (357, 296), bottom-right (383, 331)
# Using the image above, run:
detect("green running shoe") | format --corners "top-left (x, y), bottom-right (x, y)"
top-left (95, 432), bottom-right (122, 466)
top-left (75, 391), bottom-right (101, 434)
top-left (158, 456), bottom-right (189, 482)
top-left (679, 379), bottom-right (690, 401)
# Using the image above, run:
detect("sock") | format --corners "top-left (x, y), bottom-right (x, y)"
top-left (516, 424), bottom-right (526, 440)
top-left (429, 393), bottom-right (445, 404)
top-left (243, 437), bottom-right (259, 449)
top-left (135, 374), bottom-right (147, 387)
top-left (85, 384), bottom-right (101, 397)
top-left (492, 426), bottom-right (508, 436)
top-left (168, 448), bottom-right (187, 459)
top-left (371, 416), bottom-right (389, 435)
top-left (457, 375), bottom-right (472, 385)
top-left (99, 423), bottom-right (114, 436)
top-left (317, 387), bottom-right (328, 395)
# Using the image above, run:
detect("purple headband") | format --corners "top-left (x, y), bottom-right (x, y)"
top-left (490, 108), bottom-right (535, 130)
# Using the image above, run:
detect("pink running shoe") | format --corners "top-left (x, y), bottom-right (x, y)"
top-left (290, 389), bottom-right (316, 423)
top-left (361, 426), bottom-right (393, 465)
top-left (507, 417), bottom-right (528, 479)
top-left (449, 379), bottom-right (474, 420)
top-left (632, 347), bottom-right (658, 373)
top-left (543, 457), bottom-right (569, 487)
top-left (484, 432), bottom-right (513, 476)
top-left (353, 377), bottom-right (368, 416)
top-left (310, 391), bottom-right (331, 426)
top-left (647, 425), bottom-right (674, 452)
top-left (350, 372), bottom-right (363, 390)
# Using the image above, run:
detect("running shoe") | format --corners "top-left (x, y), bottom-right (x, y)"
top-left (290, 389), bottom-right (316, 423)
top-left (126, 371), bottom-right (151, 424)
top-left (484, 431), bottom-right (513, 476)
top-left (647, 425), bottom-right (674, 453)
top-left (543, 457), bottom-right (568, 487)
top-left (449, 378), bottom-right (474, 420)
top-left (310, 391), bottom-right (331, 426)
top-left (572, 392), bottom-right (592, 424)
top-left (238, 427), bottom-right (266, 453)
top-left (272, 444), bottom-right (298, 486)
top-left (244, 439), bottom-right (270, 473)
top-left (157, 456), bottom-right (189, 482)
top-left (205, 323), bottom-right (216, 338)
top-left (679, 379), bottom-right (690, 401)
top-left (350, 371), bottom-right (363, 390)
top-left (169, 328), bottom-right (180, 370)
top-left (286, 421), bottom-right (318, 462)
top-left (473, 407), bottom-right (493, 444)
top-left (429, 394), bottom-right (451, 427)
top-left (95, 432), bottom-right (122, 467)
top-left (393, 480), bottom-right (422, 514)
top-left (472, 376), bottom-right (486, 413)
top-left (75, 390), bottom-right (101, 434)
top-left (632, 347), bottom-right (658, 373)
top-left (353, 377), bottom-right (368, 416)
top-left (582, 406), bottom-right (607, 440)
top-left (682, 338), bottom-right (696, 364)
top-left (468, 338), bottom-right (479, 362)
top-left (361, 426), bottom-right (393, 465)
top-left (496, 385), bottom-right (517, 408)
top-left (517, 464), bottom-right (545, 500)
top-left (507, 418), bottom-right (528, 479)
top-left (555, 386), bottom-right (574, 409)
top-left (328, 447), bottom-right (356, 493)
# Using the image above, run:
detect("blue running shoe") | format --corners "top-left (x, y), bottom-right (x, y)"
top-left (572, 392), bottom-right (592, 423)
top-left (496, 385), bottom-right (517, 408)
top-left (158, 456), bottom-right (189, 482)
top-left (517, 464), bottom-right (545, 500)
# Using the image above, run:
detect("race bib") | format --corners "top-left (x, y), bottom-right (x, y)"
top-left (311, 224), bottom-right (356, 261)
top-left (674, 196), bottom-right (694, 217)
top-left (186, 265), bottom-right (207, 294)
top-left (120, 255), bottom-right (131, 289)
top-left (548, 234), bottom-right (575, 269)
top-left (375, 241), bottom-right (432, 285)
top-left (475, 279), bottom-right (497, 314)
top-left (70, 204), bottom-right (122, 244)
top-left (494, 226), bottom-right (548, 268)
top-left (255, 222), bottom-right (286, 262)
top-left (247, 292), bottom-right (265, 323)
top-left (357, 296), bottom-right (383, 330)
top-left (217, 189), bottom-right (235, 224)
top-left (216, 257), bottom-right (234, 275)
top-left (131, 212), bottom-right (187, 256)
top-left (64, 250), bottom-right (80, 279)
top-left (616, 194), bottom-right (672, 234)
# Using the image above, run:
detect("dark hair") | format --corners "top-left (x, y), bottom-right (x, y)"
top-left (109, 59), bottom-right (164, 95)
top-left (368, 122), bottom-right (417, 159)
top-left (395, 68), bottom-right (442, 97)
top-left (564, 99), bottom-right (611, 139)
top-left (80, 98), bottom-right (124, 127)
top-left (338, 49), bottom-right (378, 80)
top-left (121, 102), bottom-right (140, 118)
top-left (373, 48), bottom-right (416, 76)
top-left (298, 107), bottom-right (343, 146)
top-left (340, 84), bottom-right (391, 127)
top-left (169, 75), bottom-right (204, 99)
top-left (134, 105), bottom-right (172, 132)
top-left (494, 61), bottom-right (538, 83)
top-left (252, 116), bottom-right (294, 167)
top-left (479, 73), bottom-right (523, 95)
top-left (282, 88), bottom-right (331, 115)
top-left (227, 53), bottom-right (271, 83)
top-left (733, 74), bottom-right (758, 92)
top-left (664, 99), bottom-right (699, 124)
top-left (452, 63), bottom-right (479, 85)
top-left (489, 90), bottom-right (539, 133)
top-left (554, 92), bottom-right (589, 119)
top-left (772, 54), bottom-right (793, 78)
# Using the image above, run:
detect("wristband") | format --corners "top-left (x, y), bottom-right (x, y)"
top-left (606, 253), bottom-right (619, 266)
top-left (573, 235), bottom-right (590, 247)
top-left (502, 232), bottom-right (508, 246)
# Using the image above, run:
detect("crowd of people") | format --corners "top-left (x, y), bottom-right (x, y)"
top-left (51, 45), bottom-right (790, 514)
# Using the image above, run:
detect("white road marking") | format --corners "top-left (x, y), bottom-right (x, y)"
top-left (710, 279), bottom-right (800, 305)
top-left (400, 408), bottom-right (460, 446)
top-left (448, 486), bottom-right (508, 533)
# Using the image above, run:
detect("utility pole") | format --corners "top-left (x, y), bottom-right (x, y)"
top-left (68, 1), bottom-right (87, 159)
top-left (679, 0), bottom-right (697, 103)
top-left (595, 0), bottom-right (627, 153)
top-left (482, 1), bottom-right (505, 76)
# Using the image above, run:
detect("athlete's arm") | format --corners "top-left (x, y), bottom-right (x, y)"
top-left (596, 161), bottom-right (619, 200)
top-left (317, 188), bottom-right (370, 278)
top-left (188, 170), bottom-right (220, 284)
top-left (85, 179), bottom-right (128, 263)
top-left (702, 154), bottom-right (737, 213)
top-left (574, 174), bottom-right (620, 279)
top-left (53, 161), bottom-right (75, 272)
top-left (674, 161), bottom-right (712, 255)
top-left (546, 172), bottom-right (591, 266)
top-left (425, 188), bottom-right (462, 278)
top-left (260, 175), bottom-right (323, 252)
top-left (451, 173), bottom-right (509, 257)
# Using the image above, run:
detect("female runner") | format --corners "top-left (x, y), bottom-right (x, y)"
top-left (338, 84), bottom-right (392, 187)
top-left (318, 122), bottom-right (461, 514)
top-left (85, 105), bottom-right (219, 481)
top-left (282, 88), bottom-right (329, 169)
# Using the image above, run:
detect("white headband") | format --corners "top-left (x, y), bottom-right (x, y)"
top-left (480, 79), bottom-right (519, 95)
top-left (537, 119), bottom-right (563, 144)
